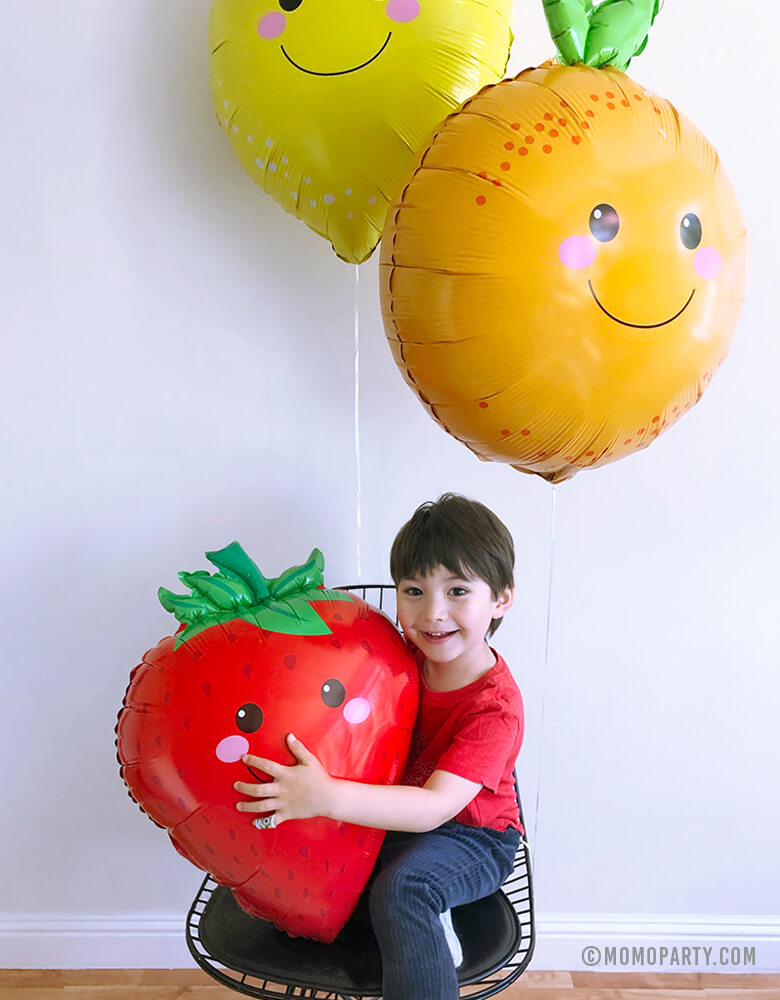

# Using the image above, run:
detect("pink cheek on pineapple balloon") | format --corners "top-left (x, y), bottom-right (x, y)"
top-left (386, 0), bottom-right (420, 22)
top-left (693, 246), bottom-right (722, 280)
top-left (216, 735), bottom-right (250, 762)
top-left (558, 235), bottom-right (598, 270)
top-left (257, 12), bottom-right (286, 39)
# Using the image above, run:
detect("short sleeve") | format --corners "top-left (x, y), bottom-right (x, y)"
top-left (434, 707), bottom-right (521, 793)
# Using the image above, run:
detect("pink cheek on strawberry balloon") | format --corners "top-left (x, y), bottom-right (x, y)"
top-left (216, 735), bottom-right (250, 762)
top-left (386, 0), bottom-right (420, 23)
top-left (558, 235), bottom-right (598, 270)
top-left (693, 245), bottom-right (722, 280)
top-left (257, 12), bottom-right (286, 39)
top-left (343, 697), bottom-right (371, 724)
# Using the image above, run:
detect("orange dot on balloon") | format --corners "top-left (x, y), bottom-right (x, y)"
top-left (478, 171), bottom-right (488, 179)
top-left (544, 112), bottom-right (554, 121)
top-left (510, 122), bottom-right (521, 130)
top-left (558, 118), bottom-right (568, 126)
top-left (654, 105), bottom-right (662, 114)
top-left (652, 415), bottom-right (660, 423)
top-left (624, 439), bottom-right (632, 445)
top-left (581, 121), bottom-right (590, 129)
top-left (525, 135), bottom-right (535, 144)
top-left (638, 428), bottom-right (645, 434)
top-left (492, 178), bottom-right (502, 186)
top-left (633, 93), bottom-right (642, 101)
top-left (504, 141), bottom-right (515, 150)
top-left (520, 429), bottom-right (531, 436)
top-left (476, 195), bottom-right (486, 205)
top-left (590, 94), bottom-right (599, 101)
top-left (549, 129), bottom-right (559, 137)
top-left (479, 401), bottom-right (489, 408)
top-left (560, 100), bottom-right (569, 108)
top-left (605, 91), bottom-right (614, 98)
top-left (500, 161), bottom-right (511, 170)
top-left (542, 144), bottom-right (552, 153)
top-left (519, 147), bottom-right (529, 156)
top-left (586, 109), bottom-right (595, 117)
top-left (571, 135), bottom-right (581, 144)
top-left (607, 102), bottom-right (615, 109)
top-left (500, 429), bottom-right (511, 437)
top-left (585, 450), bottom-right (595, 457)
top-left (622, 99), bottom-right (630, 106)
top-left (535, 122), bottom-right (545, 131)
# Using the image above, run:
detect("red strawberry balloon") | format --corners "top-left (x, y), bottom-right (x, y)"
top-left (116, 543), bottom-right (419, 942)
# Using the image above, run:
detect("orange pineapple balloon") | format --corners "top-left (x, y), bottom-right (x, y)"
top-left (380, 0), bottom-right (747, 482)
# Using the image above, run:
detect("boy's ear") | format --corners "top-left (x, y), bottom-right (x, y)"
top-left (492, 587), bottom-right (514, 619)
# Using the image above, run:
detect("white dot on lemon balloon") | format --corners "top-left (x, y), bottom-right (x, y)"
top-left (269, 163), bottom-right (277, 172)
top-left (232, 125), bottom-right (239, 133)
top-left (324, 194), bottom-right (335, 205)
top-left (345, 189), bottom-right (352, 196)
top-left (218, 80), bottom-right (223, 87)
top-left (304, 177), bottom-right (312, 185)
top-left (282, 156), bottom-right (289, 165)
top-left (247, 136), bottom-right (253, 143)
top-left (223, 100), bottom-right (229, 109)
top-left (368, 197), bottom-right (377, 205)
top-left (310, 199), bottom-right (317, 207)
top-left (265, 138), bottom-right (273, 148)
top-left (347, 213), bottom-right (354, 219)
top-left (255, 158), bottom-right (265, 168)
top-left (291, 192), bottom-right (298, 200)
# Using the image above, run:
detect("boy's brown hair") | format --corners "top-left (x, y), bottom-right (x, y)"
top-left (390, 492), bottom-right (515, 638)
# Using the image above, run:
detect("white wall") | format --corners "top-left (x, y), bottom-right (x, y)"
top-left (2, 0), bottom-right (778, 973)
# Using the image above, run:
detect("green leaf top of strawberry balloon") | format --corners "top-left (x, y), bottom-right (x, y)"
top-left (158, 543), bottom-right (354, 646)
top-left (543, 0), bottom-right (661, 72)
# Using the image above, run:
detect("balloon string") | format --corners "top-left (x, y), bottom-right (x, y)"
top-left (531, 483), bottom-right (557, 873)
top-left (353, 263), bottom-right (362, 583)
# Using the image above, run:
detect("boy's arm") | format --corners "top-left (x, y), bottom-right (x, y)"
top-left (235, 734), bottom-right (481, 834)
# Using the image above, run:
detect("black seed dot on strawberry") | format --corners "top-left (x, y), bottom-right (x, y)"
top-left (330, 639), bottom-right (342, 649)
top-left (299, 846), bottom-right (310, 858)
top-left (184, 719), bottom-right (190, 731)
top-left (326, 889), bottom-right (334, 899)
top-left (250, 844), bottom-right (259, 856)
top-left (333, 612), bottom-right (343, 621)
top-left (206, 843), bottom-right (215, 854)
top-left (361, 640), bottom-right (373, 653)
top-left (358, 834), bottom-right (365, 847)
top-left (177, 768), bottom-right (185, 779)
top-left (303, 888), bottom-right (309, 898)
top-left (136, 741), bottom-right (141, 756)
top-left (287, 869), bottom-right (295, 880)
top-left (203, 815), bottom-right (211, 825)
top-left (338, 826), bottom-right (345, 837)
top-left (202, 682), bottom-right (211, 696)
top-left (233, 856), bottom-right (241, 866)
top-left (155, 736), bottom-right (162, 750)
top-left (229, 828), bottom-right (236, 840)
top-left (163, 692), bottom-right (171, 706)
top-left (192, 649), bottom-right (202, 660)
top-left (284, 654), bottom-right (296, 670)
top-left (177, 797), bottom-right (186, 810)
top-left (242, 662), bottom-right (252, 679)
top-left (153, 775), bottom-right (162, 787)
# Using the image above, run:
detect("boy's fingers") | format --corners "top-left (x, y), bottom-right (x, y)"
top-left (234, 780), bottom-right (278, 797)
top-left (242, 754), bottom-right (282, 776)
top-left (236, 797), bottom-right (280, 813)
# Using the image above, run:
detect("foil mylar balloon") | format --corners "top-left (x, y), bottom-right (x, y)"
top-left (380, 0), bottom-right (747, 482)
top-left (209, 0), bottom-right (513, 264)
top-left (116, 544), bottom-right (419, 943)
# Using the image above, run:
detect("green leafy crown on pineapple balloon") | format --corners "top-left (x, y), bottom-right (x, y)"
top-left (543, 0), bottom-right (661, 73)
top-left (159, 543), bottom-right (354, 646)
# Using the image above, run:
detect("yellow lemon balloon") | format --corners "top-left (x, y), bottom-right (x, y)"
top-left (210, 0), bottom-right (513, 264)
top-left (380, 8), bottom-right (746, 482)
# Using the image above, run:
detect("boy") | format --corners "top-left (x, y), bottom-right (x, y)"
top-left (235, 493), bottom-right (524, 1000)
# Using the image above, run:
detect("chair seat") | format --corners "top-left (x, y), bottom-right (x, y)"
top-left (193, 879), bottom-right (522, 997)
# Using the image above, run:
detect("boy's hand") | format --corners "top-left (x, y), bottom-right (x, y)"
top-left (234, 734), bottom-right (335, 828)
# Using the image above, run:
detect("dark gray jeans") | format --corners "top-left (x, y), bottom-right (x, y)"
top-left (361, 820), bottom-right (520, 1000)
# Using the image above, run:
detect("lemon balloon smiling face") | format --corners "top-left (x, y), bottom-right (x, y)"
top-left (380, 61), bottom-right (747, 482)
top-left (209, 0), bottom-right (513, 263)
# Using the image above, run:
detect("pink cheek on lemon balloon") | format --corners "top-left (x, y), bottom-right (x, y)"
top-left (257, 12), bottom-right (286, 39)
top-left (693, 245), bottom-right (722, 280)
top-left (386, 0), bottom-right (420, 22)
top-left (558, 235), bottom-right (598, 270)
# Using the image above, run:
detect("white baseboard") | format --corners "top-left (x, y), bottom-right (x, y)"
top-left (1, 912), bottom-right (778, 972)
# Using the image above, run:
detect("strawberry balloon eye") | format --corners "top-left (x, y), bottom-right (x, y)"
top-left (321, 679), bottom-right (346, 708)
top-left (681, 213), bottom-right (702, 250)
top-left (236, 703), bottom-right (264, 733)
top-left (590, 204), bottom-right (619, 242)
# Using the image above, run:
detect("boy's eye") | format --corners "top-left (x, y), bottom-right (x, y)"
top-left (404, 586), bottom-right (423, 596)
top-left (449, 587), bottom-right (467, 596)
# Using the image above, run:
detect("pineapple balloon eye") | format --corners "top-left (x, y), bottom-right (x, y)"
top-left (589, 204), bottom-right (619, 242)
top-left (681, 213), bottom-right (702, 250)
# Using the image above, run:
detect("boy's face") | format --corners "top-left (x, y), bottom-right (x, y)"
top-left (396, 564), bottom-right (513, 671)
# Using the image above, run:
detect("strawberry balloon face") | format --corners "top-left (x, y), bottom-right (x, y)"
top-left (116, 545), bottom-right (418, 942)
top-left (380, 4), bottom-right (747, 482)
top-left (209, 0), bottom-right (513, 263)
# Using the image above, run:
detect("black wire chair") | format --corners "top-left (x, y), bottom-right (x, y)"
top-left (185, 585), bottom-right (535, 999)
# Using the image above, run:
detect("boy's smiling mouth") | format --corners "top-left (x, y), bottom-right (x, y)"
top-left (281, 32), bottom-right (392, 76)
top-left (588, 280), bottom-right (696, 329)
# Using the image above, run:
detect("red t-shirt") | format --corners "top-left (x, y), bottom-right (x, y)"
top-left (401, 645), bottom-right (524, 833)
